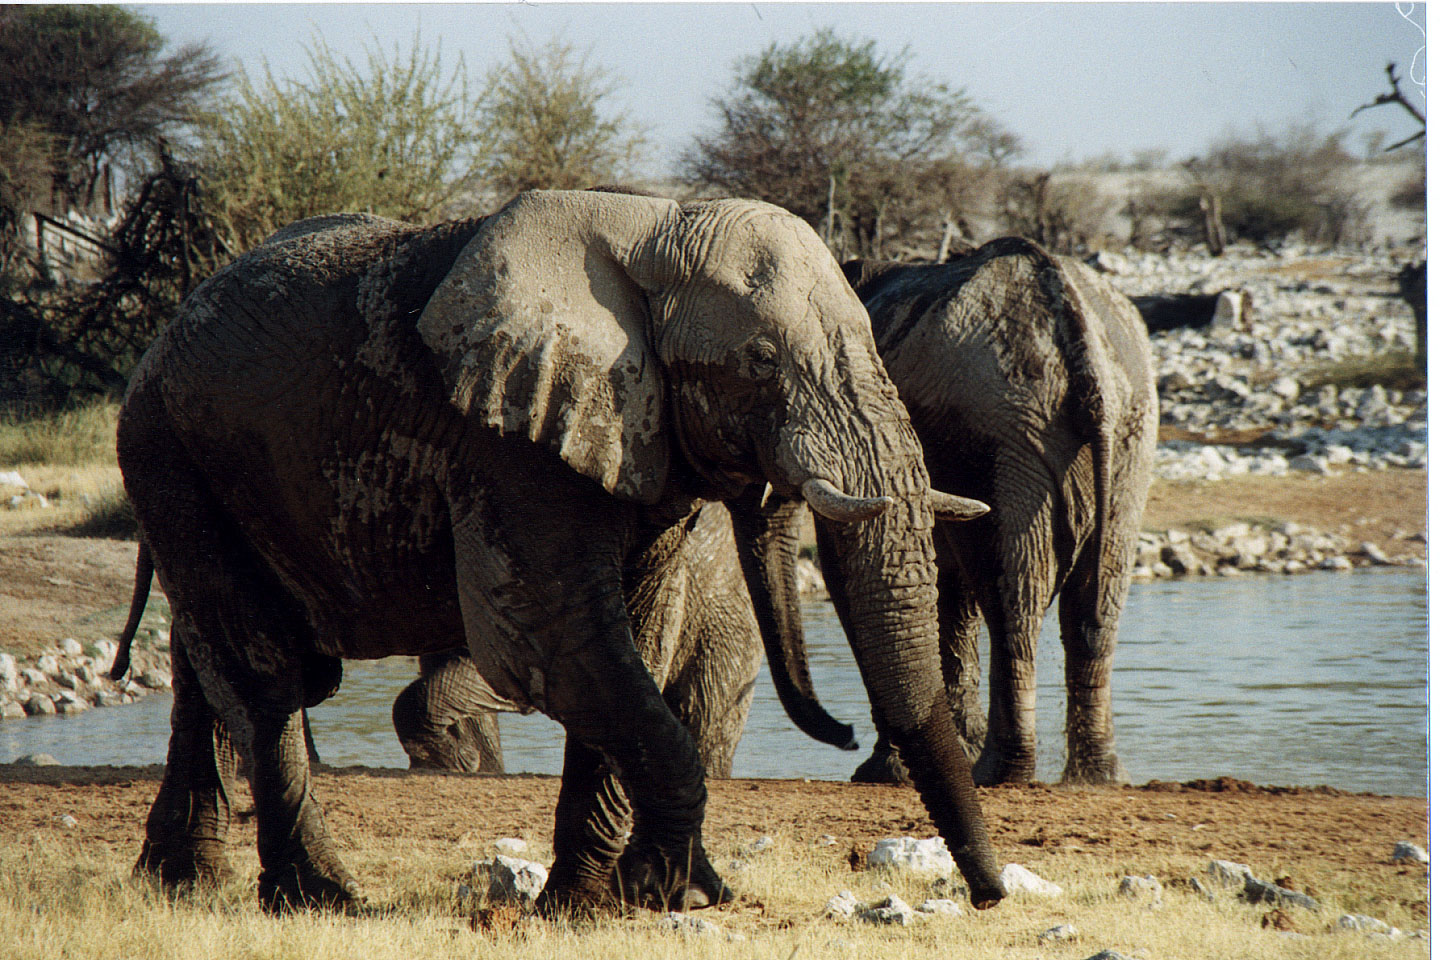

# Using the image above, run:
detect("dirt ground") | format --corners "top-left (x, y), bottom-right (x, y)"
top-left (0, 764), bottom-right (1427, 922)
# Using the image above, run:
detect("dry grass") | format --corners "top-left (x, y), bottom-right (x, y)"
top-left (0, 403), bottom-right (135, 538)
top-left (0, 830), bottom-right (1424, 960)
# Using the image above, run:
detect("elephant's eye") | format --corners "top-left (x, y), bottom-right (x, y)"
top-left (742, 336), bottom-right (780, 379)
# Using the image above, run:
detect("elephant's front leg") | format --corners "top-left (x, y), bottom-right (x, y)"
top-left (250, 708), bottom-right (362, 911)
top-left (449, 485), bottom-right (730, 914)
top-left (136, 629), bottom-right (239, 888)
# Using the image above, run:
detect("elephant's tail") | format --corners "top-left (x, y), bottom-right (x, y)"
top-left (110, 539), bottom-right (153, 681)
top-left (1052, 262), bottom-right (1116, 632)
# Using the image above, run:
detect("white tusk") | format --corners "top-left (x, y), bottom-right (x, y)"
top-left (759, 482), bottom-right (773, 510)
top-left (930, 490), bottom-right (990, 521)
top-left (801, 478), bottom-right (892, 523)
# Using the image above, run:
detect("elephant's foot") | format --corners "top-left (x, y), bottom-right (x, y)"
top-left (1060, 751), bottom-right (1129, 785)
top-left (135, 838), bottom-right (236, 890)
top-left (612, 839), bottom-right (733, 912)
top-left (971, 747), bottom-right (1035, 786)
top-left (850, 743), bottom-right (911, 785)
top-left (257, 859), bottom-right (363, 913)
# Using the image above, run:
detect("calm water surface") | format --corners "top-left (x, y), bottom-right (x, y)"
top-left (0, 569), bottom-right (1427, 796)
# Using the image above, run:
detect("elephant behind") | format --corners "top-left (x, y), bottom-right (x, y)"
top-left (764, 237), bottom-right (1158, 786)
top-left (389, 500), bottom-right (811, 777)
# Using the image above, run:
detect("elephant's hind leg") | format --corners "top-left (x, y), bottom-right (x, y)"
top-left (538, 739), bottom-right (631, 914)
top-left (127, 461), bottom-right (360, 910)
top-left (136, 627), bottom-right (240, 889)
top-left (1057, 541), bottom-right (1130, 785)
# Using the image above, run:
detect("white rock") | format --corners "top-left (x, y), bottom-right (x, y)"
top-left (1212, 290), bottom-right (1247, 328)
top-left (137, 669), bottom-right (172, 690)
top-left (492, 837), bottom-right (527, 856)
top-left (999, 863), bottom-right (1062, 897)
top-left (1119, 873), bottom-right (1163, 904)
top-left (916, 898), bottom-right (962, 917)
top-left (745, 835), bottom-right (775, 855)
top-left (59, 638), bottom-right (84, 657)
top-left (1319, 556), bottom-right (1354, 571)
top-left (1271, 376), bottom-right (1302, 400)
top-left (1334, 914), bottom-right (1402, 938)
top-left (1205, 859), bottom-right (1255, 887)
top-left (867, 836), bottom-right (955, 874)
top-left (656, 912), bottom-right (721, 936)
top-left (825, 889), bottom-right (860, 920)
top-left (857, 894), bottom-right (915, 926)
top-left (55, 814), bottom-right (78, 828)
top-left (0, 470), bottom-right (28, 489)
top-left (474, 854), bottom-right (548, 904)
top-left (13, 753), bottom-right (59, 766)
top-left (36, 655), bottom-right (60, 677)
top-left (1039, 923), bottom-right (1079, 942)
top-left (0, 653), bottom-right (16, 689)
top-left (1391, 841), bottom-right (1428, 864)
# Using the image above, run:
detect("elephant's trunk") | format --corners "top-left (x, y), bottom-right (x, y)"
top-left (809, 440), bottom-right (1004, 908)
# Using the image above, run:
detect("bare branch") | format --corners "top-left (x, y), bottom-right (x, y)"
top-left (1351, 62), bottom-right (1426, 151)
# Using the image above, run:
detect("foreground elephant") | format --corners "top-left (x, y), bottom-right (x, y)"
top-left (389, 501), bottom-right (808, 777)
top-left (115, 190), bottom-right (1004, 914)
top-left (761, 238), bottom-right (1158, 786)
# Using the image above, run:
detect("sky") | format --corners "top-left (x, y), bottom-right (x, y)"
top-left (140, 2), bottom-right (1428, 174)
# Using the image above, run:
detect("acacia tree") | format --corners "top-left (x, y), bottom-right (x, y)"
top-left (474, 39), bottom-right (645, 195)
top-left (680, 29), bottom-right (1016, 258)
top-left (0, 5), bottom-right (224, 214)
top-left (193, 35), bottom-right (484, 256)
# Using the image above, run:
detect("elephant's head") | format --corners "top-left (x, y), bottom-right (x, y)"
top-left (417, 190), bottom-right (1003, 906)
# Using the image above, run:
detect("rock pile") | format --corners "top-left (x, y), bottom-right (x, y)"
top-left (0, 636), bottom-right (170, 723)
top-left (1131, 520), bottom-right (1423, 580)
top-left (1094, 244), bottom-right (1426, 478)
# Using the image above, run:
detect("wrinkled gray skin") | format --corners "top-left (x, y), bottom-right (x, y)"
top-left (115, 191), bottom-right (1004, 915)
top-left (390, 501), bottom-right (797, 777)
top-left (764, 237), bottom-right (1158, 786)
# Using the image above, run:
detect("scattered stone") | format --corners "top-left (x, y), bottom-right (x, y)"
top-left (816, 834), bottom-right (838, 846)
top-left (1000, 862), bottom-right (1063, 897)
top-left (656, 912), bottom-right (722, 936)
top-left (59, 638), bottom-right (84, 657)
top-left (1334, 914), bottom-right (1403, 938)
top-left (1038, 923), bottom-right (1079, 943)
top-left (1, 701), bottom-right (25, 719)
top-left (1084, 951), bottom-right (1141, 960)
top-left (825, 889), bottom-right (860, 920)
top-left (14, 753), bottom-right (59, 765)
top-left (55, 814), bottom-right (78, 828)
top-left (1241, 874), bottom-right (1319, 911)
top-left (24, 694), bottom-right (56, 716)
top-left (36, 655), bottom-right (59, 677)
top-left (916, 898), bottom-right (962, 917)
top-left (1119, 874), bottom-right (1163, 905)
top-left (137, 669), bottom-right (173, 691)
top-left (1206, 859), bottom-right (1255, 887)
top-left (1391, 841), bottom-right (1428, 864)
top-left (856, 894), bottom-right (915, 926)
top-left (0, 470), bottom-right (28, 488)
top-left (492, 837), bottom-right (527, 856)
top-left (474, 854), bottom-right (548, 904)
top-left (867, 836), bottom-right (955, 874)
top-left (0, 653), bottom-right (16, 689)
top-left (1359, 541), bottom-right (1391, 564)
top-left (1188, 877), bottom-right (1216, 901)
top-left (744, 835), bottom-right (775, 855)
top-left (1319, 556), bottom-right (1353, 571)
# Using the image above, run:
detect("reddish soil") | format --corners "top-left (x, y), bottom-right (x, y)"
top-left (0, 765), bottom-right (1426, 920)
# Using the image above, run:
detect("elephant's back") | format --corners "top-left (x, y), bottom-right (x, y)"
top-left (125, 216), bottom-right (489, 658)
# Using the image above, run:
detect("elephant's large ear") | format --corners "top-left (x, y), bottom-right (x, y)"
top-left (418, 191), bottom-right (676, 504)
